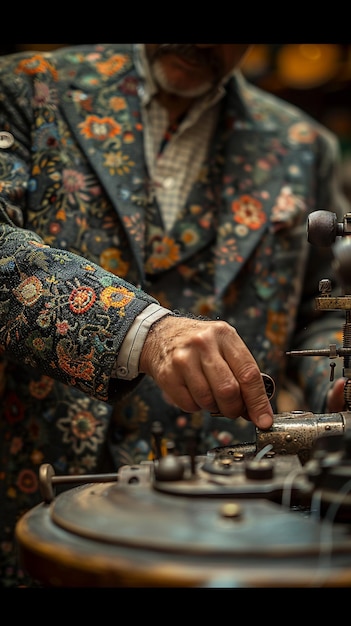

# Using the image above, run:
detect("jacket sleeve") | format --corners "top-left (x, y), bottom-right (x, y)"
top-left (0, 53), bottom-right (159, 404)
top-left (0, 209), bottom-right (160, 402)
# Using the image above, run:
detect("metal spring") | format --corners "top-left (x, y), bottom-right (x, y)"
top-left (344, 378), bottom-right (351, 410)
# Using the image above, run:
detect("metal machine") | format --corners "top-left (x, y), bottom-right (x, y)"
top-left (15, 210), bottom-right (351, 587)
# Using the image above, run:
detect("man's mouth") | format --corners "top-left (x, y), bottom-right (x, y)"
top-left (156, 44), bottom-right (220, 73)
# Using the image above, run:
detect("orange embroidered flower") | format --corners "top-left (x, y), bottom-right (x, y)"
top-left (232, 195), bottom-right (266, 230)
top-left (100, 285), bottom-right (135, 309)
top-left (15, 55), bottom-right (58, 80)
top-left (109, 96), bottom-right (126, 112)
top-left (96, 54), bottom-right (129, 76)
top-left (145, 236), bottom-right (180, 271)
top-left (56, 342), bottom-right (95, 380)
top-left (79, 115), bottom-right (122, 141)
top-left (180, 227), bottom-right (199, 246)
top-left (69, 286), bottom-right (96, 314)
top-left (100, 248), bottom-right (129, 276)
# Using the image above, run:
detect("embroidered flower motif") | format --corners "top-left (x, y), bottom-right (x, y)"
top-left (33, 81), bottom-right (56, 107)
top-left (57, 405), bottom-right (106, 454)
top-left (16, 469), bottom-right (39, 495)
top-left (108, 96), bottom-right (126, 112)
top-left (100, 248), bottom-right (129, 276)
top-left (234, 224), bottom-right (249, 237)
top-left (232, 195), bottom-right (266, 230)
top-left (123, 131), bottom-right (135, 144)
top-left (180, 226), bottom-right (200, 246)
top-left (29, 376), bottom-right (54, 400)
top-left (13, 276), bottom-right (43, 306)
top-left (55, 319), bottom-right (71, 335)
top-left (62, 169), bottom-right (90, 203)
top-left (113, 395), bottom-right (149, 428)
top-left (214, 238), bottom-right (243, 265)
top-left (79, 115), bottom-right (122, 141)
top-left (56, 341), bottom-right (95, 380)
top-left (288, 122), bottom-right (317, 144)
top-left (266, 310), bottom-right (288, 348)
top-left (103, 150), bottom-right (135, 175)
top-left (71, 410), bottom-right (99, 440)
top-left (26, 331), bottom-right (53, 355)
top-left (96, 54), bottom-right (129, 77)
top-left (271, 185), bottom-right (306, 223)
top-left (119, 75), bottom-right (139, 95)
top-left (69, 286), bottom-right (96, 314)
top-left (37, 312), bottom-right (51, 328)
top-left (33, 123), bottom-right (60, 151)
top-left (15, 55), bottom-right (58, 79)
top-left (145, 236), bottom-right (180, 271)
top-left (100, 285), bottom-right (135, 309)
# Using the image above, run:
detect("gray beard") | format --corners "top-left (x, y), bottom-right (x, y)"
top-left (152, 58), bottom-right (214, 98)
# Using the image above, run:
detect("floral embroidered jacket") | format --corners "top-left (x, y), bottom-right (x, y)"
top-left (0, 43), bottom-right (347, 586)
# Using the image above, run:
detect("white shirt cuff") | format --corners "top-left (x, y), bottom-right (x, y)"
top-left (113, 304), bottom-right (171, 380)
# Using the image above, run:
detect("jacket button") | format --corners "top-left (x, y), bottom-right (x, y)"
top-left (0, 131), bottom-right (14, 149)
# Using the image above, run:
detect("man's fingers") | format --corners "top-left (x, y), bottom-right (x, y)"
top-left (140, 315), bottom-right (274, 428)
top-left (239, 370), bottom-right (274, 429)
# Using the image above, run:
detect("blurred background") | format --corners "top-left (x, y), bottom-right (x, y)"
top-left (1, 43), bottom-right (351, 197)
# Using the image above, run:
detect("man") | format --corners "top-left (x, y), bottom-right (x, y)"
top-left (0, 43), bottom-right (347, 586)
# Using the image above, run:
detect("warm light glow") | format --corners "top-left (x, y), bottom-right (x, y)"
top-left (276, 43), bottom-right (341, 88)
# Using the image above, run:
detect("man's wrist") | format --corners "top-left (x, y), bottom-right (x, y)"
top-left (111, 304), bottom-right (171, 380)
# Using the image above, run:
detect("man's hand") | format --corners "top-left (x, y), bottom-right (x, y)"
top-left (139, 315), bottom-right (274, 430)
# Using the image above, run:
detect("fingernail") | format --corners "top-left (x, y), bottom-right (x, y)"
top-left (257, 415), bottom-right (273, 430)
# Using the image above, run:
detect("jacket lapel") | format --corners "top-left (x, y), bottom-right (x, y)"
top-left (214, 127), bottom-right (287, 296)
top-left (59, 53), bottom-right (149, 284)
top-left (210, 76), bottom-right (307, 296)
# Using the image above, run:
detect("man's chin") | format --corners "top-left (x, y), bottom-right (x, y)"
top-left (152, 59), bottom-right (213, 99)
